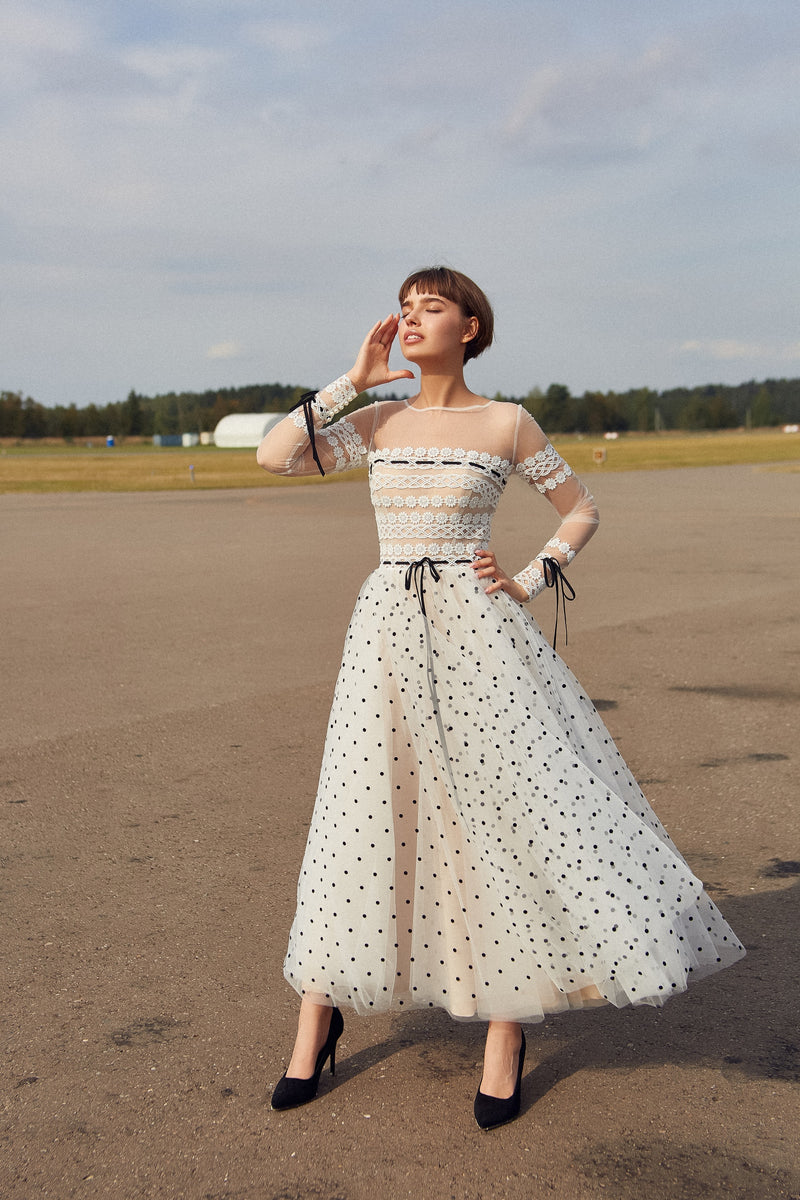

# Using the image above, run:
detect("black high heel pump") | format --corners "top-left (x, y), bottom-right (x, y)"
top-left (473, 1030), bottom-right (526, 1131)
top-left (270, 1007), bottom-right (344, 1111)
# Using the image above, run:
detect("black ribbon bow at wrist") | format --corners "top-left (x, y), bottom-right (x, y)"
top-left (541, 557), bottom-right (576, 650)
top-left (289, 390), bottom-right (325, 476)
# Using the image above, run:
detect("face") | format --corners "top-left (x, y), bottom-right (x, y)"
top-left (399, 287), bottom-right (478, 364)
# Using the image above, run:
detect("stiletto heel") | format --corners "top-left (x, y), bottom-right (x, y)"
top-left (271, 1007), bottom-right (344, 1111)
top-left (473, 1030), bottom-right (526, 1131)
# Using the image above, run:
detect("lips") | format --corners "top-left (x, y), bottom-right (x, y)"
top-left (404, 333), bottom-right (423, 343)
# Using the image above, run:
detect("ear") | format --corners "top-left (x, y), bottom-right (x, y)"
top-left (461, 316), bottom-right (479, 344)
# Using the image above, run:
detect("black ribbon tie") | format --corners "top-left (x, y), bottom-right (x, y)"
top-left (289, 390), bottom-right (325, 476)
top-left (404, 557), bottom-right (441, 617)
top-left (541, 557), bottom-right (576, 650)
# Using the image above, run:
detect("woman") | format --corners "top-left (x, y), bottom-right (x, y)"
top-left (257, 267), bottom-right (744, 1130)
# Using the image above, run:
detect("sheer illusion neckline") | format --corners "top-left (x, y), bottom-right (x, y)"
top-left (403, 399), bottom-right (494, 412)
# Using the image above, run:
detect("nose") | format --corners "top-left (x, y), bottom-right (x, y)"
top-left (405, 309), bottom-right (419, 325)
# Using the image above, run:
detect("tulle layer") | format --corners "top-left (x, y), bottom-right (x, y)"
top-left (283, 566), bottom-right (744, 1022)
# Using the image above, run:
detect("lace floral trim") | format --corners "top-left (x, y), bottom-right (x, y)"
top-left (318, 375), bottom-right (358, 417)
top-left (512, 563), bottom-right (546, 602)
top-left (370, 447), bottom-right (512, 475)
top-left (370, 469), bottom-right (506, 498)
top-left (539, 535), bottom-right (576, 564)
top-left (292, 376), bottom-right (358, 432)
top-left (372, 489), bottom-right (495, 511)
top-left (291, 408), bottom-right (313, 431)
top-left (321, 418), bottom-right (367, 471)
top-left (516, 445), bottom-right (574, 493)
top-left (380, 540), bottom-right (485, 560)
top-left (375, 511), bottom-right (492, 537)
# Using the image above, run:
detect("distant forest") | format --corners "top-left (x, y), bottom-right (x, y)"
top-left (2, 376), bottom-right (800, 439)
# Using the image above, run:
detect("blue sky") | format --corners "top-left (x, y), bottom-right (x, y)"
top-left (2, 0), bottom-right (798, 408)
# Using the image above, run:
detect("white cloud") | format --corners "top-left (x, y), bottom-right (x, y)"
top-left (681, 339), bottom-right (800, 363)
top-left (207, 341), bottom-right (244, 360)
top-left (502, 37), bottom-right (696, 156)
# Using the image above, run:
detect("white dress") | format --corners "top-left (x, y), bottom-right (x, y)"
top-left (259, 379), bottom-right (745, 1023)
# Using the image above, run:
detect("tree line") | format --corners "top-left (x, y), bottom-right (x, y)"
top-left (2, 376), bottom-right (799, 440)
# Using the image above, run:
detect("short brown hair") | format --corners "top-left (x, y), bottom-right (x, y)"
top-left (398, 266), bottom-right (494, 363)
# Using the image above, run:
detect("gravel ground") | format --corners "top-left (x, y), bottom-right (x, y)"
top-left (2, 462), bottom-right (799, 1200)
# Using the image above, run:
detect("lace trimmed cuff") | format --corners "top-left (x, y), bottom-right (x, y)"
top-left (317, 375), bottom-right (358, 419)
top-left (512, 562), bottom-right (546, 602)
top-left (289, 375), bottom-right (358, 433)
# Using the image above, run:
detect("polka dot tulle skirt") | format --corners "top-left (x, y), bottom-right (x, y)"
top-left (284, 565), bottom-right (745, 1022)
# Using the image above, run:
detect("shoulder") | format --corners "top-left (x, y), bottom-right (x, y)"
top-left (369, 397), bottom-right (410, 428)
top-left (483, 400), bottom-right (547, 453)
top-left (512, 406), bottom-right (557, 468)
top-left (513, 404), bottom-right (547, 438)
top-left (339, 398), bottom-right (407, 441)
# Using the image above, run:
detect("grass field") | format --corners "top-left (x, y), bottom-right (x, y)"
top-left (1, 429), bottom-right (798, 493)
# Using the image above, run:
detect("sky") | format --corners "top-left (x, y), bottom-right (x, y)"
top-left (2, 0), bottom-right (798, 409)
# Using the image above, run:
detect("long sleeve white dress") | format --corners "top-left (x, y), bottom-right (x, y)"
top-left (258, 378), bottom-right (745, 1023)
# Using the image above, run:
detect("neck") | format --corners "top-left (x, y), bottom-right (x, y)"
top-left (414, 368), bottom-right (477, 409)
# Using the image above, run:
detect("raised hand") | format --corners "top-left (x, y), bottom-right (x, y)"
top-left (347, 315), bottom-right (416, 394)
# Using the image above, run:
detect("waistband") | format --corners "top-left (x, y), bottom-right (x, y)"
top-left (380, 557), bottom-right (474, 567)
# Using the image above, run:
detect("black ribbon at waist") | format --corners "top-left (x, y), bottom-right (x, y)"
top-left (404, 557), bottom-right (441, 617)
top-left (400, 553), bottom-right (575, 649)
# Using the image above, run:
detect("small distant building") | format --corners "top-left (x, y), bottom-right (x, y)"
top-left (182, 432), bottom-right (200, 447)
top-left (213, 413), bottom-right (284, 449)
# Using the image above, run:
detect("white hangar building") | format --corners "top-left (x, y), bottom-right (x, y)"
top-left (213, 412), bottom-right (285, 449)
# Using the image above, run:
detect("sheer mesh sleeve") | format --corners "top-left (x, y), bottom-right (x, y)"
top-left (511, 409), bottom-right (599, 601)
top-left (256, 376), bottom-right (373, 476)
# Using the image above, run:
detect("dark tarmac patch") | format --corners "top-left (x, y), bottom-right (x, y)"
top-left (203, 1192), bottom-right (253, 1200)
top-left (702, 880), bottom-right (732, 897)
top-left (670, 684), bottom-right (799, 703)
top-left (699, 751), bottom-right (789, 768)
top-left (416, 1041), bottom-right (476, 1080)
top-left (576, 1139), bottom-right (800, 1199)
top-left (761, 859), bottom-right (800, 878)
top-left (109, 1016), bottom-right (185, 1048)
top-left (263, 1190), bottom-right (348, 1200)
top-left (724, 1036), bottom-right (800, 1083)
top-left (752, 1038), bottom-right (798, 1083)
top-left (592, 698), bottom-right (618, 711)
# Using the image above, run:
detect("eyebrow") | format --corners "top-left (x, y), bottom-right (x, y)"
top-left (401, 293), bottom-right (448, 306)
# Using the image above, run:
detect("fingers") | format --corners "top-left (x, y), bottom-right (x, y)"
top-left (371, 314), bottom-right (401, 347)
top-left (472, 549), bottom-right (507, 595)
top-left (471, 550), bottom-right (497, 578)
top-left (353, 314), bottom-right (413, 390)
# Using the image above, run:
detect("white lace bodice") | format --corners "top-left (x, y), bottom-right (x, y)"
top-left (257, 379), bottom-right (599, 599)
